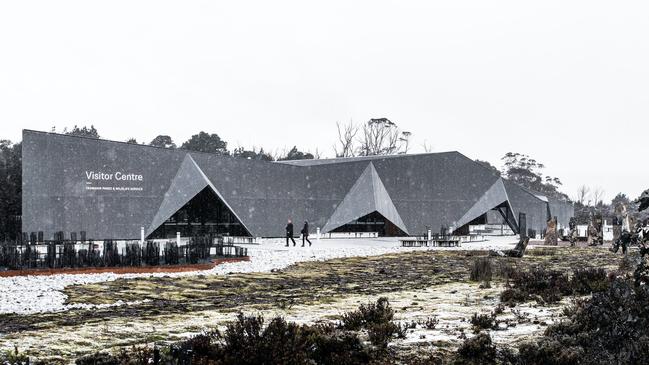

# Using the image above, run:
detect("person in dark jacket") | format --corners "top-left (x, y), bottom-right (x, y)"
top-left (285, 219), bottom-right (296, 247)
top-left (301, 221), bottom-right (312, 247)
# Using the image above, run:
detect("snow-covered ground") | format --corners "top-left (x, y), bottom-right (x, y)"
top-left (0, 236), bottom-right (518, 315)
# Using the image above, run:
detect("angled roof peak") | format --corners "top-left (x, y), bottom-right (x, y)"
top-left (146, 154), bottom-right (254, 237)
top-left (321, 162), bottom-right (408, 234)
top-left (146, 154), bottom-right (210, 236)
top-left (454, 177), bottom-right (513, 230)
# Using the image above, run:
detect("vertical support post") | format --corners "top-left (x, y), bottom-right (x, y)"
top-left (140, 227), bottom-right (145, 244)
top-left (427, 229), bottom-right (432, 241)
top-left (316, 227), bottom-right (321, 240)
top-left (519, 213), bottom-right (527, 239)
top-left (177, 232), bottom-right (181, 246)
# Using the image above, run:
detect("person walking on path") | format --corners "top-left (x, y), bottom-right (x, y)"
top-left (301, 221), bottom-right (312, 247)
top-left (285, 219), bottom-right (296, 247)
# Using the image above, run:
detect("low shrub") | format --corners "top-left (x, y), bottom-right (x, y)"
top-left (419, 316), bottom-right (439, 330)
top-left (454, 332), bottom-right (496, 365)
top-left (618, 254), bottom-right (636, 272)
top-left (517, 339), bottom-right (585, 365)
top-left (75, 298), bottom-right (406, 365)
top-left (499, 288), bottom-right (528, 306)
top-left (515, 277), bottom-right (649, 364)
top-left (75, 352), bottom-right (119, 365)
top-left (338, 297), bottom-right (406, 348)
top-left (305, 326), bottom-right (371, 365)
top-left (76, 346), bottom-right (155, 365)
top-left (570, 267), bottom-right (609, 295)
top-left (170, 330), bottom-right (219, 359)
top-left (500, 267), bottom-right (610, 305)
top-left (216, 314), bottom-right (314, 365)
top-left (492, 303), bottom-right (505, 315)
top-left (367, 321), bottom-right (406, 348)
top-left (340, 297), bottom-right (394, 331)
top-left (469, 313), bottom-right (494, 332)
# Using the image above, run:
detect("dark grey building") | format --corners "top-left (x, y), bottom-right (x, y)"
top-left (22, 130), bottom-right (573, 240)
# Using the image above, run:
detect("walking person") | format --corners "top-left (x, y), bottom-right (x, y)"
top-left (285, 219), bottom-right (296, 247)
top-left (301, 221), bottom-right (312, 247)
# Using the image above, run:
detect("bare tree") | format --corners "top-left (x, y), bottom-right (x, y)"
top-left (333, 120), bottom-right (358, 158)
top-left (576, 185), bottom-right (590, 205)
top-left (270, 147), bottom-right (286, 162)
top-left (312, 147), bottom-right (322, 160)
top-left (592, 187), bottom-right (605, 207)
top-left (399, 131), bottom-right (412, 154)
top-left (357, 118), bottom-right (410, 156)
top-left (421, 140), bottom-right (433, 153)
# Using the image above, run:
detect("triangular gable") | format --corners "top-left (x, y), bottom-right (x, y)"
top-left (322, 162), bottom-right (409, 234)
top-left (192, 158), bottom-right (253, 237)
top-left (369, 163), bottom-right (409, 234)
top-left (146, 154), bottom-right (210, 236)
top-left (146, 154), bottom-right (254, 237)
top-left (454, 178), bottom-right (513, 229)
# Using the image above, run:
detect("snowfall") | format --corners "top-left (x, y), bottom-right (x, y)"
top-left (0, 236), bottom-right (519, 315)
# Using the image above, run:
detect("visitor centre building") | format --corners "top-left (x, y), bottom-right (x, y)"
top-left (21, 130), bottom-right (573, 240)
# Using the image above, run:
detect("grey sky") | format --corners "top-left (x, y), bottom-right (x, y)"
top-left (1, 1), bottom-right (647, 202)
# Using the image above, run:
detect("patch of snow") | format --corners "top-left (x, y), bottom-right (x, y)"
top-left (0, 236), bottom-right (517, 315)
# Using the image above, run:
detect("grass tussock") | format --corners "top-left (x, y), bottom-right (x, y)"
top-left (469, 257), bottom-right (493, 283)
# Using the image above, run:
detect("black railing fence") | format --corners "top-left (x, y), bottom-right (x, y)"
top-left (0, 233), bottom-right (248, 271)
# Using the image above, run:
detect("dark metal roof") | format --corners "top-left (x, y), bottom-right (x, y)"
top-left (276, 151), bottom-right (461, 166)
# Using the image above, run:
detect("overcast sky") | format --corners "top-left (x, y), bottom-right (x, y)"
top-left (1, 1), bottom-right (647, 202)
